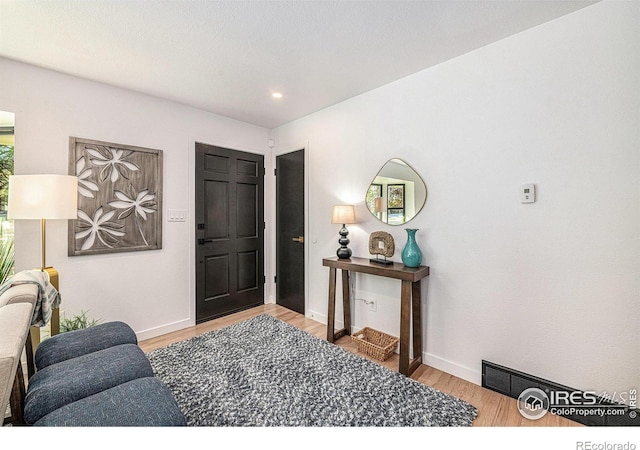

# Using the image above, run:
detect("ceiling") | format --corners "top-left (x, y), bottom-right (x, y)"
top-left (0, 0), bottom-right (599, 129)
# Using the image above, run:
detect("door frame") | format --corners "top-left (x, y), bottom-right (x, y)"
top-left (270, 142), bottom-right (310, 315)
top-left (188, 137), bottom-right (270, 327)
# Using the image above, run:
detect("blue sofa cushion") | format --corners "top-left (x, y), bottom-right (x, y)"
top-left (35, 321), bottom-right (137, 370)
top-left (24, 343), bottom-right (153, 424)
top-left (33, 377), bottom-right (186, 426)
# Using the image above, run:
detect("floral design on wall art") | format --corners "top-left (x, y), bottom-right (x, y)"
top-left (68, 137), bottom-right (163, 256)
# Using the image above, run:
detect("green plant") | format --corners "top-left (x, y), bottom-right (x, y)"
top-left (60, 310), bottom-right (101, 333)
top-left (0, 238), bottom-right (14, 284)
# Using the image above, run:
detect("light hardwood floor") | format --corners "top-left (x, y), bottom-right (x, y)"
top-left (139, 303), bottom-right (581, 427)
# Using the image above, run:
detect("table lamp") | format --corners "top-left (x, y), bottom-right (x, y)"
top-left (7, 174), bottom-right (78, 343)
top-left (331, 205), bottom-right (356, 259)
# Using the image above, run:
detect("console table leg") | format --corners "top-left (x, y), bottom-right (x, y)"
top-left (342, 270), bottom-right (351, 336)
top-left (399, 280), bottom-right (411, 376)
top-left (412, 280), bottom-right (422, 364)
top-left (327, 267), bottom-right (337, 342)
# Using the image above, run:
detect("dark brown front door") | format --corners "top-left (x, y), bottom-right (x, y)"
top-left (195, 143), bottom-right (265, 323)
top-left (276, 149), bottom-right (305, 314)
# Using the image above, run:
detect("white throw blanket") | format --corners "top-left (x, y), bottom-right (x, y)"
top-left (0, 270), bottom-right (61, 327)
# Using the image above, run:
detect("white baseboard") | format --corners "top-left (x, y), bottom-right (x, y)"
top-left (307, 308), bottom-right (328, 325)
top-left (136, 318), bottom-right (192, 342)
top-left (423, 352), bottom-right (481, 386)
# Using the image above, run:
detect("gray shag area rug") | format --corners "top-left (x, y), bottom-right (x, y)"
top-left (146, 314), bottom-right (478, 427)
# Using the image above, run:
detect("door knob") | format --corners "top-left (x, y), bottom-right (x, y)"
top-left (292, 236), bottom-right (304, 243)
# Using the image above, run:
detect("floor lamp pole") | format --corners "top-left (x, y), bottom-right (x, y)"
top-left (41, 218), bottom-right (47, 270)
top-left (39, 217), bottom-right (59, 334)
top-left (30, 218), bottom-right (60, 367)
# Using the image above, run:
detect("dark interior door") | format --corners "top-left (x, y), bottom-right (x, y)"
top-left (276, 149), bottom-right (305, 314)
top-left (195, 143), bottom-right (264, 323)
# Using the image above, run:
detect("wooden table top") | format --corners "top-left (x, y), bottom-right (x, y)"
top-left (322, 256), bottom-right (429, 282)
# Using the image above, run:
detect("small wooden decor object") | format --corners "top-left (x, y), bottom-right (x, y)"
top-left (352, 327), bottom-right (399, 361)
top-left (369, 231), bottom-right (394, 265)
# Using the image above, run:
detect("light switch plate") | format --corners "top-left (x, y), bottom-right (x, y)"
top-left (167, 209), bottom-right (186, 222)
top-left (520, 184), bottom-right (536, 203)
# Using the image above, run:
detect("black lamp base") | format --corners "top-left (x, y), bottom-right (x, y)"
top-left (336, 224), bottom-right (352, 259)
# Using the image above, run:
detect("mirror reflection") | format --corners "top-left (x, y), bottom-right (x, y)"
top-left (365, 158), bottom-right (427, 225)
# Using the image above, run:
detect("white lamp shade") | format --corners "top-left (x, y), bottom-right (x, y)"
top-left (8, 174), bottom-right (78, 220)
top-left (331, 205), bottom-right (356, 224)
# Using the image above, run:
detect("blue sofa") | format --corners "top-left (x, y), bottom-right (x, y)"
top-left (22, 320), bottom-right (186, 426)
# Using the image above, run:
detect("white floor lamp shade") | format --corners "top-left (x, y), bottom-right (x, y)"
top-left (8, 175), bottom-right (78, 220)
top-left (8, 174), bottom-right (78, 269)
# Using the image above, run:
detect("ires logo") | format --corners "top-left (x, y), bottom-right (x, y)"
top-left (518, 388), bottom-right (550, 420)
top-left (517, 388), bottom-right (635, 420)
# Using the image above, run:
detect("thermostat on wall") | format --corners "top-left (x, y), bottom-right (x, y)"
top-left (520, 184), bottom-right (536, 203)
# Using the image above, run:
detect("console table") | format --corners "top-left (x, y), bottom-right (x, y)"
top-left (322, 256), bottom-right (430, 377)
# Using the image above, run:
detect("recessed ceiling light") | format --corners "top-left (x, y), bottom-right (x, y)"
top-left (272, 92), bottom-right (283, 99)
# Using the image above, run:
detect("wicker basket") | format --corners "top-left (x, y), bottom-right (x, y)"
top-left (351, 327), bottom-right (399, 361)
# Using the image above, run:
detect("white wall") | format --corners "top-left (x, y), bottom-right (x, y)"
top-left (1, 0), bottom-right (636, 398)
top-left (271, 0), bottom-right (639, 396)
top-left (0, 57), bottom-right (271, 340)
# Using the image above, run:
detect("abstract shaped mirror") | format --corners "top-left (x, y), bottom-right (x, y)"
top-left (365, 158), bottom-right (427, 225)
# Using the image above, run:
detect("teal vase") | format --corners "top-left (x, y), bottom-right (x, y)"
top-left (401, 229), bottom-right (422, 268)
